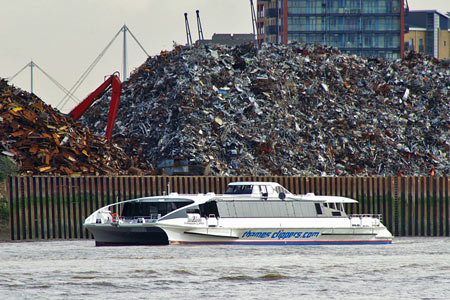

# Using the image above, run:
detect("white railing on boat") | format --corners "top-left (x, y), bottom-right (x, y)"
top-left (349, 214), bottom-right (382, 220)
top-left (349, 214), bottom-right (383, 227)
top-left (119, 214), bottom-right (162, 224)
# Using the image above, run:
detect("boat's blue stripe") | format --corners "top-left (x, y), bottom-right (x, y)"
top-left (171, 240), bottom-right (392, 245)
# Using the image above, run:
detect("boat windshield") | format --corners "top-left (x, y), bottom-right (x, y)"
top-left (224, 185), bottom-right (253, 195)
top-left (121, 200), bottom-right (193, 218)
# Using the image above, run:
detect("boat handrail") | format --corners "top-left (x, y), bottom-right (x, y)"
top-left (121, 214), bottom-right (162, 220)
top-left (349, 214), bottom-right (383, 222)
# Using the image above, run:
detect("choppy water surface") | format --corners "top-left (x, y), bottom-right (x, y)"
top-left (0, 237), bottom-right (449, 299)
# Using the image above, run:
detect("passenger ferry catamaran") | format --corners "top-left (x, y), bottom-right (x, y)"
top-left (154, 182), bottom-right (393, 245)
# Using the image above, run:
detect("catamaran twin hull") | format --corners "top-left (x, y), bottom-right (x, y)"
top-left (84, 223), bottom-right (168, 246)
top-left (84, 182), bottom-right (393, 246)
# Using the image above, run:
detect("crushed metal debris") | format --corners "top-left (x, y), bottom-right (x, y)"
top-left (3, 42), bottom-right (450, 177)
top-left (81, 43), bottom-right (450, 176)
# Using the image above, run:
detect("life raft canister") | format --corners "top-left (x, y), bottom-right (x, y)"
top-left (111, 213), bottom-right (119, 223)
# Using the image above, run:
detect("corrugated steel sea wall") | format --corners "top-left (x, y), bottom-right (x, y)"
top-left (6, 176), bottom-right (450, 240)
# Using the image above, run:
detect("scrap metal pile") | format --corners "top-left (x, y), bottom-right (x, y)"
top-left (63, 44), bottom-right (450, 176)
top-left (81, 43), bottom-right (450, 176)
top-left (0, 78), bottom-right (136, 175)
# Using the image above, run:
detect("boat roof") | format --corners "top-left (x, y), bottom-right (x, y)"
top-left (228, 181), bottom-right (279, 185)
top-left (294, 194), bottom-right (358, 203)
top-left (227, 181), bottom-right (286, 187)
top-left (95, 182), bottom-right (358, 208)
top-left (125, 193), bottom-right (215, 202)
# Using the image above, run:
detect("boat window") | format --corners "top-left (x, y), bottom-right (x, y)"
top-left (276, 186), bottom-right (290, 194)
top-left (199, 201), bottom-right (220, 218)
top-left (260, 185), bottom-right (268, 194)
top-left (323, 203), bottom-right (328, 208)
top-left (218, 200), bottom-right (321, 218)
top-left (329, 203), bottom-right (336, 210)
top-left (315, 203), bottom-right (323, 215)
top-left (121, 200), bottom-right (193, 218)
top-left (225, 185), bottom-right (253, 194)
top-left (186, 208), bottom-right (200, 214)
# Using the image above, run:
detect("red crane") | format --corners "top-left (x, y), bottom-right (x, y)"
top-left (68, 73), bottom-right (122, 140)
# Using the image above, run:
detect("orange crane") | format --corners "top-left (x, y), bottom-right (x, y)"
top-left (68, 73), bottom-right (122, 140)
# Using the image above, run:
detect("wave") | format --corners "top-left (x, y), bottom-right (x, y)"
top-left (260, 273), bottom-right (290, 281)
top-left (90, 281), bottom-right (115, 287)
top-left (134, 269), bottom-right (157, 274)
top-left (219, 275), bottom-right (254, 281)
top-left (220, 273), bottom-right (290, 282)
top-left (173, 269), bottom-right (194, 275)
top-left (71, 276), bottom-right (97, 280)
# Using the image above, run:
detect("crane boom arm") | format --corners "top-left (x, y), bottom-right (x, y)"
top-left (68, 74), bottom-right (122, 140)
top-left (105, 76), bottom-right (122, 139)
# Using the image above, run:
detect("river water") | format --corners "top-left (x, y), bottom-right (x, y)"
top-left (0, 237), bottom-right (449, 300)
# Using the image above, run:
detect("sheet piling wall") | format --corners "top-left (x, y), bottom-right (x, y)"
top-left (6, 176), bottom-right (450, 240)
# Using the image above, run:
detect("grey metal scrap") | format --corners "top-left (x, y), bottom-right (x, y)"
top-left (80, 44), bottom-right (450, 177)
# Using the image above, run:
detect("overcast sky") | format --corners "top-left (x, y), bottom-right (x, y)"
top-left (1, 0), bottom-right (449, 112)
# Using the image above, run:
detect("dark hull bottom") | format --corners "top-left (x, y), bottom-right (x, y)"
top-left (87, 225), bottom-right (169, 246)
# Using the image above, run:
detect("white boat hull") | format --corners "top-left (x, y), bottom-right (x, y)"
top-left (157, 217), bottom-right (393, 245)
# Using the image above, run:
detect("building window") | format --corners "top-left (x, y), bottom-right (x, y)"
top-left (444, 41), bottom-right (447, 47)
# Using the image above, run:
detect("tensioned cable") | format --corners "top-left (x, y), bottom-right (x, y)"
top-left (57, 25), bottom-right (150, 111)
top-left (127, 26), bottom-right (150, 57)
top-left (33, 63), bottom-right (80, 103)
top-left (57, 28), bottom-right (123, 110)
top-left (8, 61), bottom-right (79, 103)
top-left (7, 62), bottom-right (30, 82)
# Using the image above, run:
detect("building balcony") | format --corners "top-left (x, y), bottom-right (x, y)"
top-left (288, 12), bottom-right (400, 17)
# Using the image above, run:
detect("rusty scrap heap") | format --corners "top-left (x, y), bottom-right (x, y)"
top-left (82, 43), bottom-right (450, 176)
top-left (0, 78), bottom-right (134, 175)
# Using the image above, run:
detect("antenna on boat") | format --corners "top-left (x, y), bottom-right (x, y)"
top-left (167, 182), bottom-right (171, 194)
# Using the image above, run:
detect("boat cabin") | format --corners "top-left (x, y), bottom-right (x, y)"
top-left (193, 199), bottom-right (348, 220)
top-left (157, 182), bottom-right (360, 224)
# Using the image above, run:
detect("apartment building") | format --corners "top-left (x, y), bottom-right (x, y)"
top-left (257, 0), bottom-right (406, 59)
top-left (405, 10), bottom-right (450, 60)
